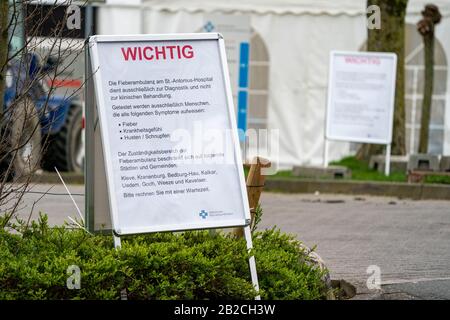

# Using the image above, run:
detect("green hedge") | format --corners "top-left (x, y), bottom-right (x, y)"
top-left (0, 214), bottom-right (328, 300)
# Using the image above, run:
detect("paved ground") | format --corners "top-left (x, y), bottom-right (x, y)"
top-left (1, 183), bottom-right (85, 227)
top-left (258, 192), bottom-right (450, 299)
top-left (2, 183), bottom-right (450, 299)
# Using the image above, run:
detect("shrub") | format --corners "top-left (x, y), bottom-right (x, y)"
top-left (0, 214), bottom-right (328, 300)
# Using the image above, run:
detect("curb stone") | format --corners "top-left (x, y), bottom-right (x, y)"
top-left (265, 178), bottom-right (450, 200)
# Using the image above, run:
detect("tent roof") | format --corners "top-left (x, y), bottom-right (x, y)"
top-left (140, 0), bottom-right (450, 16)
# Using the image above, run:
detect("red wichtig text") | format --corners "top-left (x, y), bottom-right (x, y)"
top-left (121, 45), bottom-right (194, 61)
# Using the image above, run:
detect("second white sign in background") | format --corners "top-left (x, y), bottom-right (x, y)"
top-left (326, 51), bottom-right (397, 145)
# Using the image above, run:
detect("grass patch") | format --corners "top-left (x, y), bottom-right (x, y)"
top-left (251, 156), bottom-right (450, 185)
top-left (330, 157), bottom-right (407, 182)
top-left (424, 174), bottom-right (450, 185)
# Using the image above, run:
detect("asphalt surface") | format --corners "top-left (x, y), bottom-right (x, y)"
top-left (258, 192), bottom-right (450, 299)
top-left (2, 183), bottom-right (450, 299)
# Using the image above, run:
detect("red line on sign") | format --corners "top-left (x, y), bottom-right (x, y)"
top-left (47, 79), bottom-right (82, 88)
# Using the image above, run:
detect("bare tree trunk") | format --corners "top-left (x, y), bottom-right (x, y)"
top-left (357, 0), bottom-right (408, 161)
top-left (0, 0), bottom-right (9, 120)
top-left (418, 34), bottom-right (434, 153)
top-left (417, 5), bottom-right (442, 154)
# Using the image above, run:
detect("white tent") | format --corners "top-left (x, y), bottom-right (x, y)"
top-left (98, 0), bottom-right (450, 168)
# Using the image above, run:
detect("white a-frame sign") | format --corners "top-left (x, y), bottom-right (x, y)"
top-left (85, 33), bottom-right (260, 299)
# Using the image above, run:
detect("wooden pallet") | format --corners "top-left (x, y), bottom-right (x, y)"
top-left (408, 170), bottom-right (450, 183)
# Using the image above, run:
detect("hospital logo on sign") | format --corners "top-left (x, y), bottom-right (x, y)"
top-left (199, 210), bottom-right (209, 219)
top-left (203, 21), bottom-right (215, 32)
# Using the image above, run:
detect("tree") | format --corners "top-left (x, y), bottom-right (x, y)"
top-left (0, 0), bottom-right (9, 120)
top-left (417, 4), bottom-right (442, 154)
top-left (357, 0), bottom-right (409, 160)
top-left (0, 0), bottom-right (84, 227)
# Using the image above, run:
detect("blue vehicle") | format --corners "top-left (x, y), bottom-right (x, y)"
top-left (1, 1), bottom-right (83, 177)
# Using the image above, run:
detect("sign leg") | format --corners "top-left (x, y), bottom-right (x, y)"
top-left (114, 235), bottom-right (122, 249)
top-left (323, 139), bottom-right (329, 168)
top-left (113, 234), bottom-right (127, 300)
top-left (244, 225), bottom-right (261, 300)
top-left (385, 144), bottom-right (391, 176)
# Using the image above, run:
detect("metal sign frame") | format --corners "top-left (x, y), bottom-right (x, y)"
top-left (85, 33), bottom-right (260, 298)
top-left (88, 33), bottom-right (251, 235)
